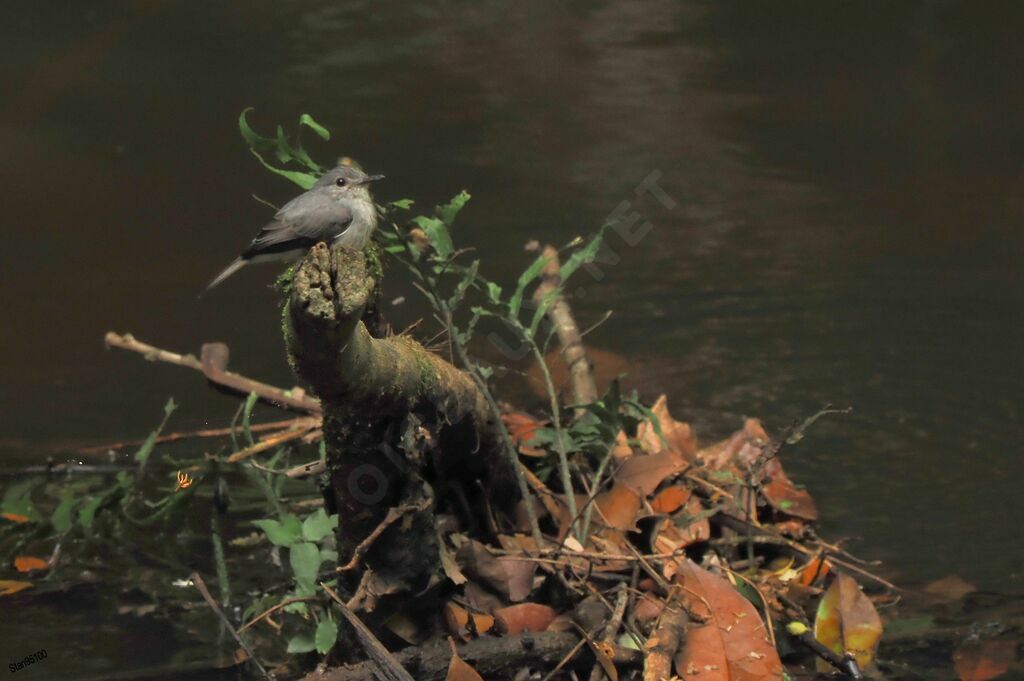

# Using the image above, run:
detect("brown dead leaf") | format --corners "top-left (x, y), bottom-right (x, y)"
top-left (445, 638), bottom-right (486, 681)
top-left (637, 395), bottom-right (698, 459)
top-left (494, 603), bottom-right (557, 635)
top-left (698, 419), bottom-right (818, 521)
top-left (653, 496), bottom-right (711, 553)
top-left (924, 575), bottom-right (977, 602)
top-left (0, 580), bottom-right (33, 596)
top-left (456, 539), bottom-right (536, 602)
top-left (502, 411), bottom-right (547, 457)
top-left (672, 559), bottom-right (785, 680)
top-left (634, 593), bottom-right (666, 622)
top-left (594, 484), bottom-right (643, 531)
top-left (616, 449), bottom-right (689, 497)
top-left (14, 556), bottom-right (49, 573)
top-left (953, 638), bottom-right (1018, 681)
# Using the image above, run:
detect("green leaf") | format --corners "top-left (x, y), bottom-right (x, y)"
top-left (134, 397), bottom-right (177, 465)
top-left (51, 493), bottom-right (76, 533)
top-left (2, 479), bottom-right (41, 521)
top-left (284, 599), bottom-right (309, 615)
top-left (254, 513), bottom-right (303, 547)
top-left (412, 216), bottom-right (453, 259)
top-left (529, 287), bottom-right (561, 338)
top-left (320, 548), bottom-right (338, 563)
top-left (78, 486), bottom-right (119, 529)
top-left (509, 253), bottom-right (553, 318)
top-left (241, 391), bottom-right (259, 447)
top-left (438, 190), bottom-right (470, 226)
top-left (290, 542), bottom-right (322, 593)
top-left (250, 149), bottom-right (317, 189)
top-left (559, 229), bottom-right (605, 283)
top-left (485, 282), bottom-right (503, 305)
top-left (299, 113), bottom-right (331, 141)
top-left (287, 631), bottom-right (317, 654)
top-left (388, 198), bottom-right (414, 211)
top-left (301, 509), bottom-right (336, 543)
top-left (238, 108), bottom-right (274, 148)
top-left (315, 619), bottom-right (338, 654)
top-left (448, 260), bottom-right (479, 309)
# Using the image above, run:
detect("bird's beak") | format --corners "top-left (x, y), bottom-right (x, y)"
top-left (361, 174), bottom-right (385, 184)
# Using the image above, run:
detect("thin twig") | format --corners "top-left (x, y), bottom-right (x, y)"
top-left (337, 501), bottom-right (431, 573)
top-left (75, 418), bottom-right (317, 455)
top-left (239, 596), bottom-right (320, 633)
top-left (190, 571), bottom-right (270, 680)
top-left (320, 581), bottom-right (416, 681)
top-left (226, 424), bottom-right (315, 463)
top-left (105, 332), bottom-right (321, 413)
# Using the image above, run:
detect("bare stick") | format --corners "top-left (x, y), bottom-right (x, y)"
top-left (190, 571), bottom-right (270, 680)
top-left (105, 332), bottom-right (321, 413)
top-left (531, 244), bottom-right (598, 407)
top-left (320, 581), bottom-right (416, 681)
top-left (286, 459), bottom-right (327, 479)
top-left (226, 424), bottom-right (316, 463)
top-left (76, 417), bottom-right (318, 455)
top-left (239, 596), bottom-right (319, 633)
top-left (337, 501), bottom-right (431, 573)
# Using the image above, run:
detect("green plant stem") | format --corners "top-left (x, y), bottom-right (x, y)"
top-left (578, 440), bottom-right (615, 542)
top-left (520, 322), bottom-right (579, 541)
top-left (241, 462), bottom-right (284, 518)
top-left (437, 301), bottom-right (545, 548)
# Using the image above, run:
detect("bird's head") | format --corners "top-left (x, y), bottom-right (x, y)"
top-left (316, 165), bottom-right (385, 200)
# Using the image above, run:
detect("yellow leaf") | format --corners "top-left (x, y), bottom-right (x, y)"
top-left (814, 574), bottom-right (883, 670)
top-left (0, 580), bottom-right (33, 596)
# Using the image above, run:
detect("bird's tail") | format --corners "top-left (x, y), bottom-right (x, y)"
top-left (202, 257), bottom-right (247, 295)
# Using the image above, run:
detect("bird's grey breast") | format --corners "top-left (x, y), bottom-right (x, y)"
top-left (332, 197), bottom-right (377, 250)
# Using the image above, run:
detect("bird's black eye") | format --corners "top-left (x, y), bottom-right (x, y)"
top-left (335, 177), bottom-right (347, 187)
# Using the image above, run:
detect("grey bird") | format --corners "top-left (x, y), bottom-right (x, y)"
top-left (205, 165), bottom-right (384, 292)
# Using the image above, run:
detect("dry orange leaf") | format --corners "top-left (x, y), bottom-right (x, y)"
top-left (651, 485), bottom-right (691, 514)
top-left (636, 395), bottom-right (698, 459)
top-left (14, 556), bottom-right (49, 573)
top-left (797, 556), bottom-right (832, 587)
top-left (594, 484), bottom-right (643, 531)
top-left (672, 559), bottom-right (785, 681)
top-left (0, 580), bottom-right (33, 596)
top-left (493, 603), bottom-right (557, 636)
top-left (616, 449), bottom-right (689, 497)
top-left (1, 513), bottom-right (30, 523)
top-left (501, 411), bottom-right (547, 457)
top-left (445, 638), bottom-right (486, 681)
top-left (653, 497), bottom-right (711, 553)
top-left (814, 574), bottom-right (883, 671)
top-left (953, 638), bottom-right (1018, 681)
top-left (698, 419), bottom-right (818, 521)
top-left (443, 602), bottom-right (495, 641)
top-left (612, 430), bottom-right (633, 461)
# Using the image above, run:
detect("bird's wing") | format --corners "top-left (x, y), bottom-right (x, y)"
top-left (243, 193), bottom-right (354, 257)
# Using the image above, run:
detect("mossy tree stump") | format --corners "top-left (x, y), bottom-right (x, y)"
top-left (283, 243), bottom-right (513, 628)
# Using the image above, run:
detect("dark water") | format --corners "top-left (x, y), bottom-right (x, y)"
top-left (2, 0), bottom-right (1022, 675)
